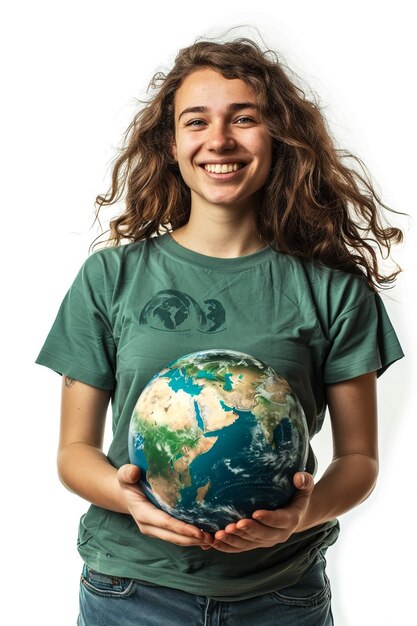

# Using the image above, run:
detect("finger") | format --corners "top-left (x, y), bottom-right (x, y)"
top-left (290, 472), bottom-right (314, 512)
top-left (215, 532), bottom-right (248, 547)
top-left (224, 521), bottom-right (260, 541)
top-left (212, 534), bottom-right (253, 552)
top-left (293, 471), bottom-right (314, 493)
top-left (216, 522), bottom-right (273, 545)
top-left (235, 522), bottom-right (287, 542)
top-left (211, 529), bottom-right (272, 552)
top-left (212, 543), bottom-right (245, 553)
top-left (118, 463), bottom-right (141, 485)
top-left (135, 499), bottom-right (211, 542)
top-left (137, 511), bottom-right (212, 544)
top-left (139, 522), bottom-right (212, 547)
top-left (134, 497), bottom-right (214, 545)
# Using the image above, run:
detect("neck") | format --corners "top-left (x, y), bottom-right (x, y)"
top-left (171, 201), bottom-right (267, 258)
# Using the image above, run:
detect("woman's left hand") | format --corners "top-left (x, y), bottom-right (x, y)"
top-left (209, 472), bottom-right (314, 553)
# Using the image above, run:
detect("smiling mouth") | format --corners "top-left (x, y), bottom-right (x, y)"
top-left (202, 163), bottom-right (246, 174)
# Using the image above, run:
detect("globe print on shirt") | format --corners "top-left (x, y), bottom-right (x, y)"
top-left (128, 349), bottom-right (309, 532)
top-left (139, 289), bottom-right (226, 332)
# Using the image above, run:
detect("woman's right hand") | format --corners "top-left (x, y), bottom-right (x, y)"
top-left (117, 464), bottom-right (214, 547)
top-left (59, 380), bottom-right (213, 548)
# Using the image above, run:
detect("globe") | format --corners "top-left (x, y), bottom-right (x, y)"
top-left (128, 349), bottom-right (309, 532)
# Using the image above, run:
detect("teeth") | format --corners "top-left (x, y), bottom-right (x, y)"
top-left (204, 163), bottom-right (244, 173)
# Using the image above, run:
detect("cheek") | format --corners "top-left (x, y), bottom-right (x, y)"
top-left (253, 145), bottom-right (272, 179)
top-left (262, 134), bottom-right (273, 158)
top-left (174, 138), bottom-right (198, 168)
top-left (259, 139), bottom-right (273, 177)
top-left (252, 131), bottom-right (272, 156)
top-left (175, 149), bottom-right (199, 187)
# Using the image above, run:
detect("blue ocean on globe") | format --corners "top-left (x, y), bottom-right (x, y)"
top-left (128, 349), bottom-right (309, 532)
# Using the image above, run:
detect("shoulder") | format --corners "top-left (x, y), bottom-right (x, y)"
top-left (76, 239), bottom-right (154, 289)
top-left (274, 249), bottom-right (372, 296)
top-left (82, 239), bottom-right (150, 271)
top-left (271, 251), bottom-right (374, 326)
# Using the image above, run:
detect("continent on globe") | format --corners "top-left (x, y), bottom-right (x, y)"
top-left (128, 349), bottom-right (309, 532)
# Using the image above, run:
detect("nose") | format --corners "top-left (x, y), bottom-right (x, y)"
top-left (206, 121), bottom-right (236, 152)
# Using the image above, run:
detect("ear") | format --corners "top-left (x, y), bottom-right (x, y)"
top-left (171, 141), bottom-right (177, 161)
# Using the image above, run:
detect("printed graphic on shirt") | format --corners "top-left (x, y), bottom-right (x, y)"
top-left (139, 289), bottom-right (226, 333)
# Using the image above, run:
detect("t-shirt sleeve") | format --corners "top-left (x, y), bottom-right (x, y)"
top-left (36, 255), bottom-right (116, 390)
top-left (323, 291), bottom-right (404, 384)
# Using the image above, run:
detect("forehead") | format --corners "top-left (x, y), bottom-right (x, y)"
top-left (174, 68), bottom-right (257, 112)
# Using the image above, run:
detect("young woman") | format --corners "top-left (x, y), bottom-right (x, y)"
top-left (37, 37), bottom-right (404, 625)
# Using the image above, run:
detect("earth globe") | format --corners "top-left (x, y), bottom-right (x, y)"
top-left (128, 349), bottom-right (309, 532)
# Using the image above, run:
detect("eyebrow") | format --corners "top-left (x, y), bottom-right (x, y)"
top-left (178, 102), bottom-right (259, 122)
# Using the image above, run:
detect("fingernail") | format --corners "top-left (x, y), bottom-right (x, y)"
top-left (300, 474), bottom-right (306, 487)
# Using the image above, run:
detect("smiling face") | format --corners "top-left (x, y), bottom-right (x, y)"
top-left (172, 68), bottom-right (273, 214)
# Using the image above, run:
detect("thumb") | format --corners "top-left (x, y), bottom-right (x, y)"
top-left (118, 463), bottom-right (141, 485)
top-left (293, 471), bottom-right (314, 494)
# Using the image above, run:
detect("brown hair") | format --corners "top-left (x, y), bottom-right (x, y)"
top-left (94, 37), bottom-right (403, 289)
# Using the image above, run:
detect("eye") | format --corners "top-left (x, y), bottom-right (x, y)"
top-left (186, 119), bottom-right (207, 127)
top-left (235, 116), bottom-right (256, 124)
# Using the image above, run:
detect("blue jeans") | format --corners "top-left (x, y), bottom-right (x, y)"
top-left (78, 552), bottom-right (333, 626)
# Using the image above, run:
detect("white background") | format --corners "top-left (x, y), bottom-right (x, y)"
top-left (1, 1), bottom-right (415, 624)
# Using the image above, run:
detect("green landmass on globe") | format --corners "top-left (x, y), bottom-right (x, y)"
top-left (128, 349), bottom-right (308, 532)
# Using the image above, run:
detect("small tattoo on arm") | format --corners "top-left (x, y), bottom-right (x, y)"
top-left (64, 376), bottom-right (77, 388)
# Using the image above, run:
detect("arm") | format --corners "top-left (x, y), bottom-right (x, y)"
top-left (58, 376), bottom-right (212, 546)
top-left (298, 370), bottom-right (378, 530)
top-left (211, 371), bottom-right (378, 552)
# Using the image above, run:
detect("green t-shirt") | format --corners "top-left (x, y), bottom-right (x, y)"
top-left (36, 233), bottom-right (404, 600)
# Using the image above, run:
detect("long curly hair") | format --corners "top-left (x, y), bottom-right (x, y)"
top-left (94, 37), bottom-right (403, 289)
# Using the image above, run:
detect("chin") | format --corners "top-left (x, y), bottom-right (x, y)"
top-left (200, 189), bottom-right (248, 205)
